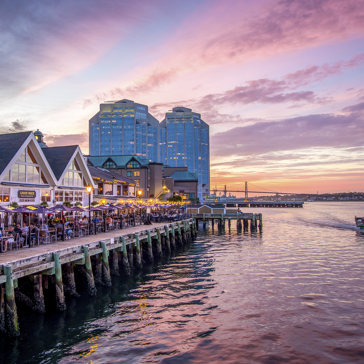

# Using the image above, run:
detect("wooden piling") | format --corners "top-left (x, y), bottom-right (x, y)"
top-left (100, 241), bottom-right (112, 286)
top-left (63, 263), bottom-right (79, 298)
top-left (146, 231), bottom-right (154, 263)
top-left (259, 213), bottom-right (263, 230)
top-left (0, 286), bottom-right (5, 333)
top-left (163, 226), bottom-right (171, 253)
top-left (94, 254), bottom-right (103, 285)
top-left (4, 266), bottom-right (19, 336)
top-left (134, 234), bottom-right (142, 269)
top-left (169, 224), bottom-right (176, 250)
top-left (33, 273), bottom-right (46, 311)
top-left (111, 249), bottom-right (120, 276)
top-left (203, 213), bottom-right (206, 229)
top-left (53, 253), bottom-right (66, 311)
top-left (120, 237), bottom-right (131, 276)
top-left (82, 246), bottom-right (97, 296)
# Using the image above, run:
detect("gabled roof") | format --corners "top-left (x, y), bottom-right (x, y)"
top-left (88, 166), bottom-right (135, 185)
top-left (0, 131), bottom-right (32, 174)
top-left (87, 155), bottom-right (149, 168)
top-left (169, 171), bottom-right (198, 182)
top-left (42, 146), bottom-right (78, 180)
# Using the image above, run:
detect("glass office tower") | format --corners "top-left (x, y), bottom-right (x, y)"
top-left (159, 107), bottom-right (210, 200)
top-left (89, 99), bottom-right (159, 161)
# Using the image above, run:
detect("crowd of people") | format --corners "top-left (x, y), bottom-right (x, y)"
top-left (0, 207), bottom-right (189, 252)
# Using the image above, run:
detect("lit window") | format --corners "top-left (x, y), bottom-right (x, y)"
top-left (127, 160), bottom-right (140, 168)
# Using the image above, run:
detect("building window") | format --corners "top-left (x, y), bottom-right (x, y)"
top-left (64, 191), bottom-right (73, 202)
top-left (71, 191), bottom-right (83, 202)
top-left (117, 185), bottom-right (121, 195)
top-left (102, 160), bottom-right (117, 169)
top-left (127, 171), bottom-right (133, 177)
top-left (55, 191), bottom-right (63, 202)
top-left (10, 147), bottom-right (46, 184)
top-left (62, 159), bottom-right (84, 187)
top-left (135, 179), bottom-right (140, 186)
top-left (0, 188), bottom-right (10, 202)
top-left (104, 184), bottom-right (113, 195)
top-left (134, 171), bottom-right (140, 177)
top-left (41, 189), bottom-right (51, 202)
top-left (127, 160), bottom-right (140, 168)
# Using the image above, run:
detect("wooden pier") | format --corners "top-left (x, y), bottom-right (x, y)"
top-left (194, 212), bottom-right (263, 231)
top-left (226, 201), bottom-right (304, 208)
top-left (0, 219), bottom-right (196, 337)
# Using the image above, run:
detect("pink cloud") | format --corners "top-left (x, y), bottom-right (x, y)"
top-left (0, 0), bottom-right (166, 98)
top-left (44, 132), bottom-right (88, 151)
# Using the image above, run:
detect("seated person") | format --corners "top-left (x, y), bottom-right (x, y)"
top-left (92, 216), bottom-right (100, 223)
top-left (29, 223), bottom-right (38, 244)
top-left (64, 221), bottom-right (74, 239)
top-left (3, 226), bottom-right (17, 251)
top-left (14, 224), bottom-right (23, 235)
top-left (48, 221), bottom-right (55, 228)
top-left (105, 216), bottom-right (113, 229)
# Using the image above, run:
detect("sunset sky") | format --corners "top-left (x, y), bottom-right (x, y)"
top-left (1, 0), bottom-right (363, 194)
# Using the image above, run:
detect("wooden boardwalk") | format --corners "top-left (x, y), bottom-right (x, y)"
top-left (0, 219), bottom-right (197, 337)
top-left (0, 221), bottom-right (174, 266)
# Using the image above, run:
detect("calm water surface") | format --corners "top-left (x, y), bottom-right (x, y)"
top-left (2, 202), bottom-right (364, 363)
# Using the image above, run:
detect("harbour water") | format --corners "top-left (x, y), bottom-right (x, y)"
top-left (1, 202), bottom-right (364, 363)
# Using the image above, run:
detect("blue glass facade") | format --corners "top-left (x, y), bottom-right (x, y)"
top-left (160, 107), bottom-right (210, 200)
top-left (89, 99), bottom-right (159, 161)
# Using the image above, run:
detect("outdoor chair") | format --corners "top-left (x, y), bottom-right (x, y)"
top-left (8, 234), bottom-right (18, 251)
top-left (56, 227), bottom-right (63, 240)
top-left (30, 231), bottom-right (40, 247)
top-left (39, 230), bottom-right (54, 244)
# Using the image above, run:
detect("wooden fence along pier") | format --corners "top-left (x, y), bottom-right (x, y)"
top-left (194, 213), bottom-right (263, 232)
top-left (0, 219), bottom-right (196, 337)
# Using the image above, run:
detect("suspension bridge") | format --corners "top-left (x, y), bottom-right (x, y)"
top-left (211, 182), bottom-right (297, 199)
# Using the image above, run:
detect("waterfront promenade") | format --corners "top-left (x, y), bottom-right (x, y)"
top-left (0, 219), bottom-right (197, 337)
top-left (0, 221), bottom-right (174, 265)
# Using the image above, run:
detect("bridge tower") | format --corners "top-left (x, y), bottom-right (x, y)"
top-left (245, 181), bottom-right (248, 199)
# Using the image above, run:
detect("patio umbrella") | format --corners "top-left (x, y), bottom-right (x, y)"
top-left (10, 206), bottom-right (34, 227)
top-left (50, 205), bottom-right (75, 212)
top-left (32, 206), bottom-right (54, 226)
top-left (0, 206), bottom-right (12, 213)
top-left (72, 206), bottom-right (85, 212)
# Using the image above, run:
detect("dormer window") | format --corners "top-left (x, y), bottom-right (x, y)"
top-left (127, 160), bottom-right (140, 169)
top-left (103, 160), bottom-right (117, 169)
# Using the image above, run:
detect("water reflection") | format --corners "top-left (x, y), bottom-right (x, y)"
top-left (1, 202), bottom-right (364, 363)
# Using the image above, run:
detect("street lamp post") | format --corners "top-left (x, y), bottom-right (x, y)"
top-left (86, 186), bottom-right (92, 235)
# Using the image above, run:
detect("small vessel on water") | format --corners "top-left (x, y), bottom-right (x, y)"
top-left (355, 217), bottom-right (364, 230)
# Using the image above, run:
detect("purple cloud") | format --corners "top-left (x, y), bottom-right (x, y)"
top-left (211, 104), bottom-right (364, 157)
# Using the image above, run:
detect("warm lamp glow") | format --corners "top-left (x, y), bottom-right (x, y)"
top-left (86, 186), bottom-right (92, 193)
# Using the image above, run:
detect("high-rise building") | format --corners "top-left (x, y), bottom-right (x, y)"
top-left (159, 107), bottom-right (209, 200)
top-left (89, 99), bottom-right (159, 161)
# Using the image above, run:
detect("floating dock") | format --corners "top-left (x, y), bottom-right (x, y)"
top-left (226, 201), bottom-right (304, 208)
top-left (0, 219), bottom-right (196, 337)
top-left (193, 212), bottom-right (263, 231)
